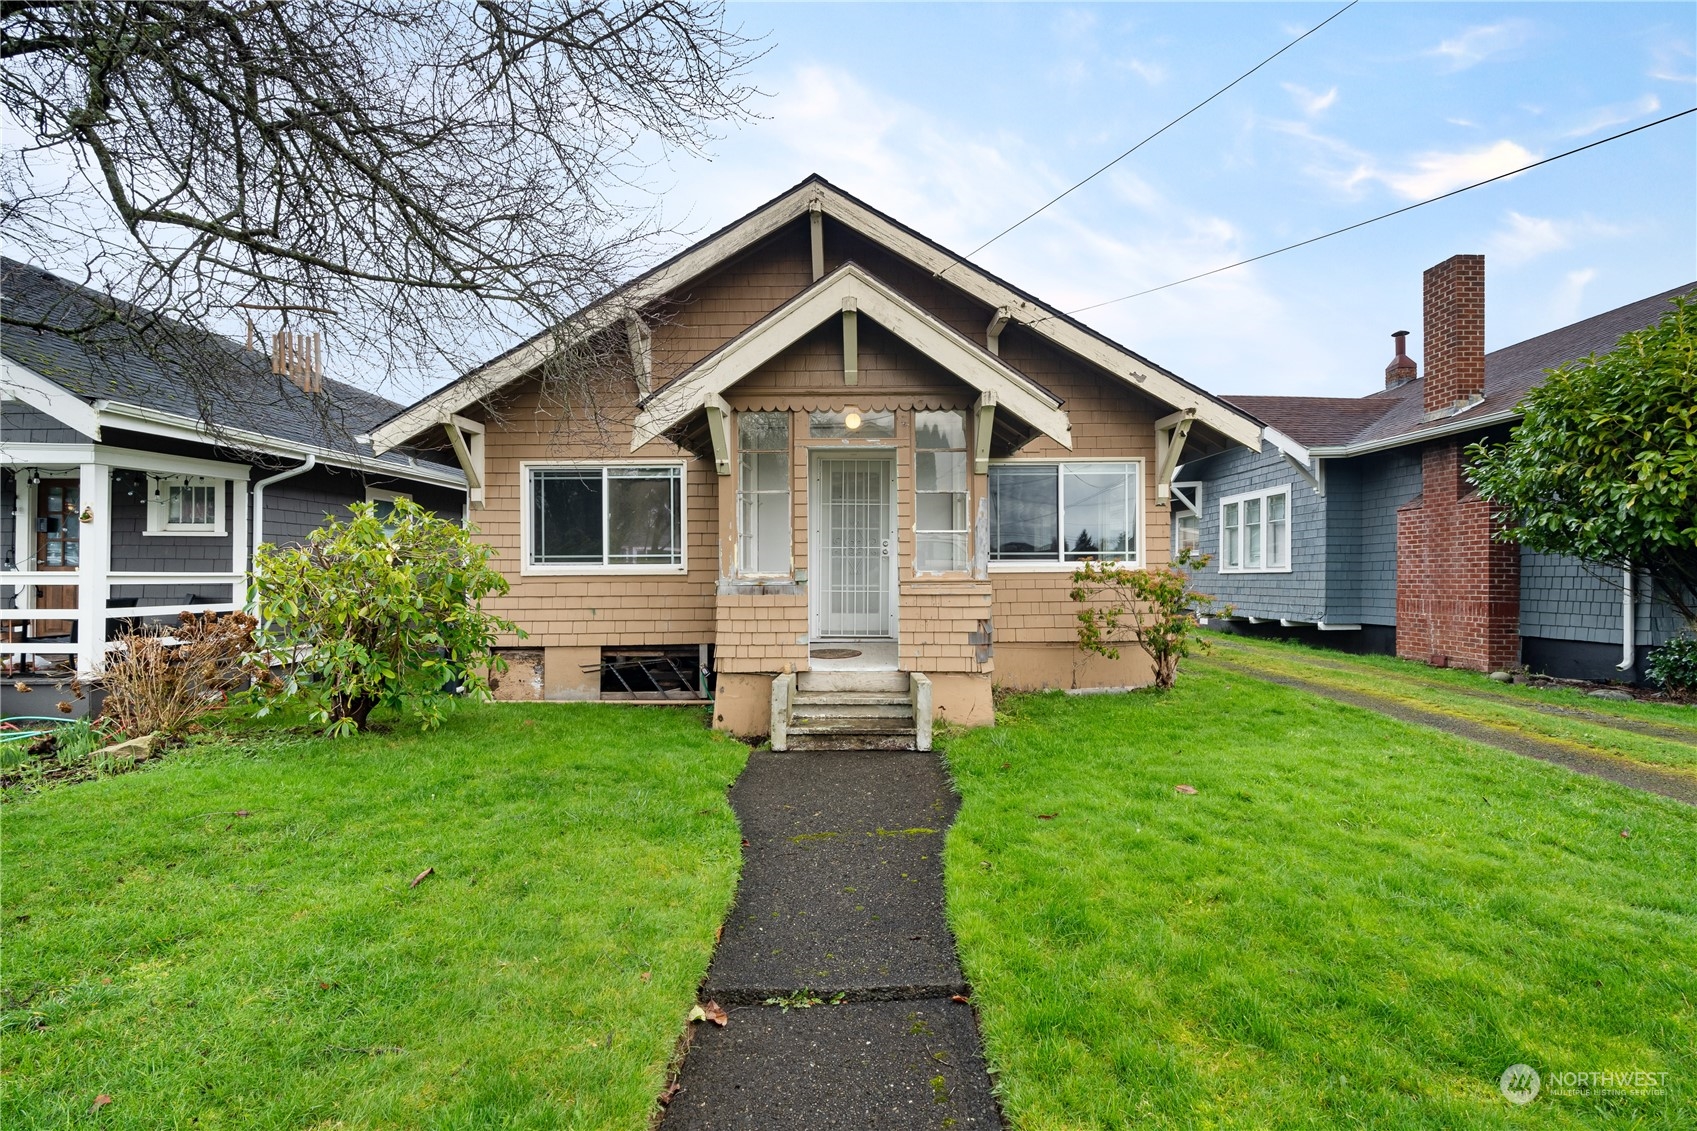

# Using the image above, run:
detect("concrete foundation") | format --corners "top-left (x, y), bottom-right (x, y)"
top-left (714, 672), bottom-right (775, 737)
top-left (544, 645), bottom-right (602, 701)
top-left (929, 672), bottom-right (993, 728)
top-left (993, 641), bottom-right (1154, 691)
top-left (491, 648), bottom-right (545, 701)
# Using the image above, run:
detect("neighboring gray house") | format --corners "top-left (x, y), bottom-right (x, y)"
top-left (1175, 255), bottom-right (1691, 680)
top-left (1, 258), bottom-right (466, 682)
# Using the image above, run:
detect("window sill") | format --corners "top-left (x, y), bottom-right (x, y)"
top-left (1218, 566), bottom-right (1295, 575)
top-left (988, 560), bottom-right (1141, 573)
top-left (521, 564), bottom-right (688, 577)
top-left (143, 528), bottom-right (226, 537)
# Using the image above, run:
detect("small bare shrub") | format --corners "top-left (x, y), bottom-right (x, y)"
top-left (102, 611), bottom-right (260, 738)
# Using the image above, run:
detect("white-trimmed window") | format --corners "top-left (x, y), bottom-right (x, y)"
top-left (1172, 481), bottom-right (1202, 555)
top-left (366, 487), bottom-right (411, 530)
top-left (528, 463), bottom-right (684, 571)
top-left (1219, 485), bottom-right (1290, 573)
top-left (148, 475), bottom-right (224, 534)
top-left (987, 461), bottom-right (1139, 566)
top-left (737, 412), bottom-right (790, 575)
top-left (914, 410), bottom-right (969, 572)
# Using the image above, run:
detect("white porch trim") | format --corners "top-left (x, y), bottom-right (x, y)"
top-left (630, 263), bottom-right (1073, 452)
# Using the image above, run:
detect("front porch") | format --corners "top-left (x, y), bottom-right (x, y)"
top-left (2, 445), bottom-right (249, 688)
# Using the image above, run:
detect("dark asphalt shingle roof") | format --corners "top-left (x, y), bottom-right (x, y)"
top-left (1, 257), bottom-right (456, 478)
top-left (1224, 282), bottom-right (1695, 450)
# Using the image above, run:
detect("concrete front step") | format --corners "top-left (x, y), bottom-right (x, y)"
top-left (788, 730), bottom-right (917, 752)
top-left (788, 716), bottom-right (917, 735)
top-left (796, 670), bottom-right (908, 694)
top-left (792, 692), bottom-right (913, 720)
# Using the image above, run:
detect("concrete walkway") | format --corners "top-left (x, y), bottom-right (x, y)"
top-left (1205, 656), bottom-right (1697, 806)
top-left (661, 751), bottom-right (1001, 1130)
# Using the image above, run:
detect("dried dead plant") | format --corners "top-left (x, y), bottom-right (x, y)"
top-left (101, 611), bottom-right (260, 739)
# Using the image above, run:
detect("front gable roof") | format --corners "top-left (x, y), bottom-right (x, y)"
top-left (632, 262), bottom-right (1073, 450)
top-left (372, 174), bottom-right (1263, 453)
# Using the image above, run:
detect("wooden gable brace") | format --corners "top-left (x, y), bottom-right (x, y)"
top-left (1154, 408), bottom-right (1195, 503)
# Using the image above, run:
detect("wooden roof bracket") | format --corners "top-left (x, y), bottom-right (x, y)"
top-left (624, 314), bottom-right (652, 396)
top-left (442, 413), bottom-right (486, 506)
top-left (703, 393), bottom-right (732, 476)
top-left (841, 297), bottom-right (859, 386)
top-left (1153, 407), bottom-right (1196, 503)
top-left (809, 199), bottom-right (825, 281)
top-left (973, 390), bottom-right (998, 475)
top-left (986, 307), bottom-right (1011, 356)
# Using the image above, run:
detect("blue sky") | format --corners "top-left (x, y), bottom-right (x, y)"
top-left (648, 1), bottom-right (1697, 398)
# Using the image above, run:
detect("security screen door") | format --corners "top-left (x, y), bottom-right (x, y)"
top-left (811, 454), bottom-right (896, 638)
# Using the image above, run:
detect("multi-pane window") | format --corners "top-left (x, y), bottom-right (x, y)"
top-left (149, 475), bottom-right (223, 533)
top-left (737, 412), bottom-right (790, 575)
top-left (530, 465), bottom-right (682, 569)
top-left (987, 462), bottom-right (1139, 564)
top-left (914, 410), bottom-right (969, 572)
top-left (1219, 486), bottom-right (1290, 573)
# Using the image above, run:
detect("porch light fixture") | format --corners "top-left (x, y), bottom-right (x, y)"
top-left (843, 408), bottom-right (862, 431)
top-left (28, 469), bottom-right (41, 485)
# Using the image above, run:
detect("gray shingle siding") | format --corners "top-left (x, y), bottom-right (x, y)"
top-left (261, 466), bottom-right (462, 547)
top-left (1521, 550), bottom-right (1687, 647)
top-left (1182, 442), bottom-right (1327, 622)
top-left (1324, 449), bottom-right (1420, 625)
top-left (3, 401), bottom-right (89, 443)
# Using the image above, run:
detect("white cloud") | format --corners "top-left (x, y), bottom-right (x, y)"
top-left (1373, 139), bottom-right (1538, 201)
top-left (1281, 82), bottom-right (1338, 116)
top-left (1123, 57), bottom-right (1166, 85)
top-left (659, 63), bottom-right (1354, 394)
top-left (1429, 21), bottom-right (1534, 71)
top-left (1562, 93), bottom-right (1660, 138)
top-left (1553, 267), bottom-right (1597, 324)
top-left (1487, 211), bottom-right (1632, 266)
top-left (1648, 41), bottom-right (1696, 84)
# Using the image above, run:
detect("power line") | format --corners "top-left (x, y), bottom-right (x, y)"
top-left (1064, 105), bottom-right (1697, 316)
top-left (941, 0), bottom-right (1358, 275)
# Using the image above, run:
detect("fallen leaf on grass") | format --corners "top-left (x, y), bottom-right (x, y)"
top-left (1175, 784), bottom-right (1198, 795)
top-left (234, 810), bottom-right (250, 818)
top-left (1620, 829), bottom-right (1632, 840)
top-left (409, 867), bottom-right (434, 889)
top-left (1035, 813), bottom-right (1055, 820)
top-left (640, 971), bottom-right (652, 983)
top-left (687, 1001), bottom-right (728, 1026)
top-left (657, 1081), bottom-right (683, 1106)
top-left (714, 924), bottom-right (723, 944)
top-left (91, 1094), bottom-right (112, 1112)
top-left (950, 994), bottom-right (970, 1004)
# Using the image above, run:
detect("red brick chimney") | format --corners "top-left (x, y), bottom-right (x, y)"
top-left (1385, 330), bottom-right (1417, 388)
top-left (1421, 254), bottom-right (1485, 413)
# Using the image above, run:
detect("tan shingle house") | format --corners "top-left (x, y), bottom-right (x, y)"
top-left (371, 176), bottom-right (1262, 748)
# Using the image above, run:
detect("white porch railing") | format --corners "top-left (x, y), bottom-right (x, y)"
top-left (2, 570), bottom-right (245, 675)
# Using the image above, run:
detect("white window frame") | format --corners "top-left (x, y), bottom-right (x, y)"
top-left (145, 474), bottom-right (226, 536)
top-left (521, 459), bottom-right (688, 576)
top-left (1172, 480), bottom-right (1202, 557)
top-left (986, 458), bottom-right (1144, 572)
top-left (1218, 484), bottom-right (1292, 574)
top-left (913, 409), bottom-right (971, 575)
top-left (735, 412), bottom-right (791, 578)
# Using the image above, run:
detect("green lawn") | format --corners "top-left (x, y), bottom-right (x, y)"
top-left (1203, 636), bottom-right (1697, 774)
top-left (944, 669), bottom-right (1697, 1129)
top-left (2, 705), bottom-right (746, 1130)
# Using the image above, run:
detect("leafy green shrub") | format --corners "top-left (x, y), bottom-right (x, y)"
top-left (1070, 549), bottom-right (1230, 690)
top-left (1647, 636), bottom-right (1697, 695)
top-left (250, 499), bottom-right (520, 735)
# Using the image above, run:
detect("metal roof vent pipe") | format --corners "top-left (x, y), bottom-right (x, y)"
top-left (1385, 329), bottom-right (1418, 389)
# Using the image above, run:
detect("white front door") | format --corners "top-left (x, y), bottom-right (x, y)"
top-left (811, 453), bottom-right (897, 638)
